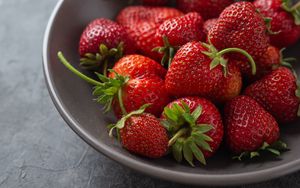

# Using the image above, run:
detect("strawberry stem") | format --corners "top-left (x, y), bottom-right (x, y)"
top-left (58, 51), bottom-right (102, 86)
top-left (103, 59), bottom-right (109, 77)
top-left (291, 1), bottom-right (300, 11)
top-left (168, 128), bottom-right (189, 147)
top-left (118, 88), bottom-right (128, 115)
top-left (217, 48), bottom-right (257, 75)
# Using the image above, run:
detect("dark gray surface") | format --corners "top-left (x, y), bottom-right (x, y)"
top-left (0, 0), bottom-right (300, 187)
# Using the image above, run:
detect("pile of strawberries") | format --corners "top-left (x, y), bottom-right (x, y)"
top-left (58, 0), bottom-right (300, 166)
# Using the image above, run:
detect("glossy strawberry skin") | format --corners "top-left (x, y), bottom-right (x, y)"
top-left (116, 6), bottom-right (183, 61)
top-left (254, 0), bottom-right (300, 48)
top-left (244, 67), bottom-right (300, 123)
top-left (142, 0), bottom-right (168, 6)
top-left (117, 6), bottom-right (183, 27)
top-left (203, 18), bottom-right (218, 35)
top-left (79, 18), bottom-right (135, 57)
top-left (113, 77), bottom-right (171, 118)
top-left (156, 12), bottom-right (205, 47)
top-left (208, 2), bottom-right (269, 61)
top-left (234, 45), bottom-right (281, 81)
top-left (224, 96), bottom-right (280, 154)
top-left (165, 41), bottom-right (223, 97)
top-left (176, 0), bottom-right (233, 20)
top-left (109, 55), bottom-right (167, 79)
top-left (120, 113), bottom-right (169, 158)
top-left (163, 97), bottom-right (224, 158)
top-left (210, 64), bottom-right (242, 104)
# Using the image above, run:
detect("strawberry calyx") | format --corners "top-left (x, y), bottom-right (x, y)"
top-left (201, 42), bottom-right (257, 76)
top-left (58, 51), bottom-right (129, 113)
top-left (162, 101), bottom-right (214, 166)
top-left (281, 0), bottom-right (300, 25)
top-left (153, 36), bottom-right (179, 68)
top-left (108, 104), bottom-right (151, 139)
top-left (233, 141), bottom-right (288, 161)
top-left (273, 48), bottom-right (297, 69)
top-left (264, 17), bottom-right (281, 35)
top-left (80, 42), bottom-right (124, 76)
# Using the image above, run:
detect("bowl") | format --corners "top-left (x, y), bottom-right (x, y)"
top-left (43, 0), bottom-right (300, 186)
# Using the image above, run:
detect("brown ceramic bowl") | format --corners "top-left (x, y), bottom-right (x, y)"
top-left (43, 0), bottom-right (300, 186)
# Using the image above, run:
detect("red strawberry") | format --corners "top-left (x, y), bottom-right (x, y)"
top-left (79, 18), bottom-right (135, 72)
top-left (57, 52), bottom-right (171, 118)
top-left (162, 97), bottom-right (223, 165)
top-left (165, 41), bottom-right (255, 102)
top-left (208, 2), bottom-right (269, 61)
top-left (117, 6), bottom-right (183, 26)
top-left (209, 63), bottom-right (242, 104)
top-left (254, 0), bottom-right (300, 48)
top-left (154, 12), bottom-right (205, 66)
top-left (244, 67), bottom-right (300, 123)
top-left (110, 105), bottom-right (169, 158)
top-left (112, 76), bottom-right (171, 118)
top-left (203, 18), bottom-right (218, 35)
top-left (116, 6), bottom-right (183, 61)
top-left (109, 55), bottom-right (167, 79)
top-left (224, 96), bottom-right (287, 159)
top-left (234, 45), bottom-right (281, 81)
top-left (142, 0), bottom-right (168, 6)
top-left (176, 0), bottom-right (234, 20)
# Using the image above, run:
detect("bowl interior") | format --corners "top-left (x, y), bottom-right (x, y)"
top-left (44, 0), bottom-right (300, 185)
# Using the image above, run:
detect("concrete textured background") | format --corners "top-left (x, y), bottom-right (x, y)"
top-left (1, 0), bottom-right (300, 187)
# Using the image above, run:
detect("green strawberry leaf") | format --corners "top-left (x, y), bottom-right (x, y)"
top-left (192, 134), bottom-right (212, 152)
top-left (189, 140), bottom-right (206, 165)
top-left (172, 138), bottom-right (184, 163)
top-left (233, 141), bottom-right (288, 161)
top-left (183, 139), bottom-right (195, 167)
top-left (195, 124), bottom-right (213, 134)
top-left (191, 106), bottom-right (202, 120)
top-left (182, 113), bottom-right (195, 126)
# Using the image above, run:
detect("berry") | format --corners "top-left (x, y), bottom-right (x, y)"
top-left (162, 97), bottom-right (224, 165)
top-left (208, 2), bottom-right (269, 61)
top-left (244, 67), bottom-right (300, 123)
top-left (225, 96), bottom-right (286, 159)
top-left (79, 18), bottom-right (135, 71)
top-left (176, 0), bottom-right (234, 20)
top-left (254, 0), bottom-right (300, 48)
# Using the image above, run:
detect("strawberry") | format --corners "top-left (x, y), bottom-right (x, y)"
top-left (57, 52), bottom-right (171, 118)
top-left (203, 18), bottom-right (218, 35)
top-left (244, 67), bottom-right (300, 123)
top-left (142, 0), bottom-right (168, 6)
top-left (208, 2), bottom-right (269, 61)
top-left (176, 0), bottom-right (234, 20)
top-left (116, 6), bottom-right (183, 61)
top-left (112, 76), bottom-right (171, 118)
top-left (162, 97), bottom-right (223, 166)
top-left (79, 18), bottom-right (135, 73)
top-left (154, 12), bottom-right (205, 66)
top-left (116, 6), bottom-right (183, 27)
top-left (254, 0), bottom-right (300, 48)
top-left (109, 55), bottom-right (167, 79)
top-left (165, 41), bottom-right (255, 102)
top-left (224, 96), bottom-right (287, 160)
top-left (109, 105), bottom-right (169, 158)
top-left (234, 46), bottom-right (297, 82)
top-left (234, 45), bottom-right (280, 81)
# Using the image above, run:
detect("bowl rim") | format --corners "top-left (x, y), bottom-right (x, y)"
top-left (42, 0), bottom-right (300, 186)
